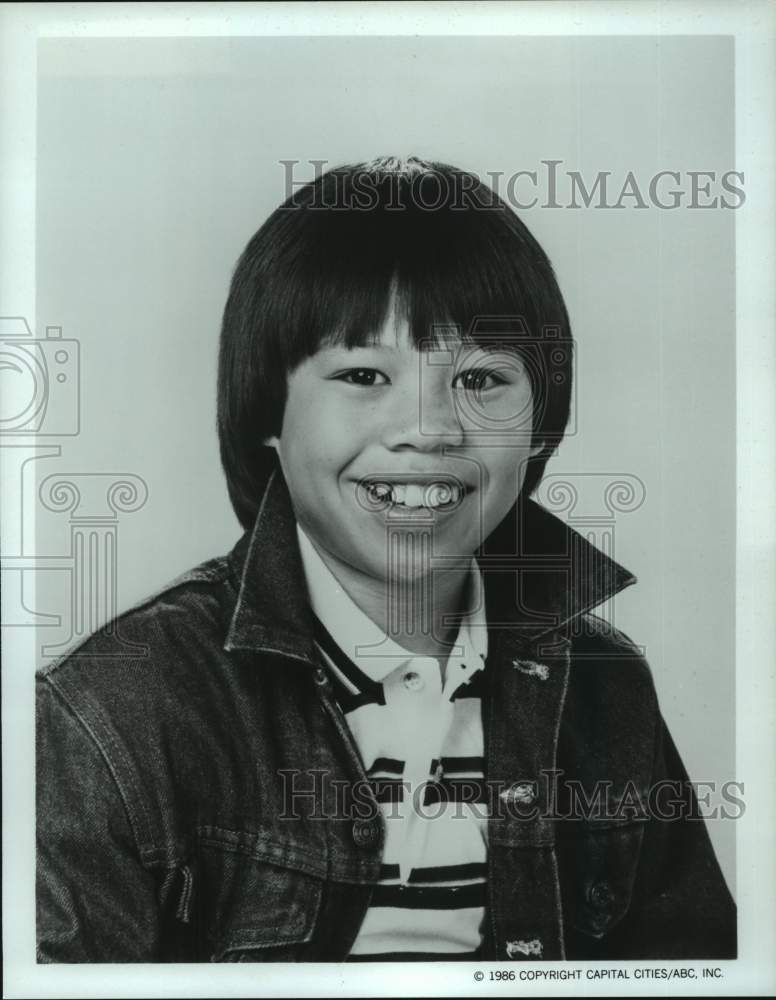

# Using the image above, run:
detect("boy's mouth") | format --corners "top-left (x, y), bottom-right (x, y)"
top-left (357, 475), bottom-right (467, 513)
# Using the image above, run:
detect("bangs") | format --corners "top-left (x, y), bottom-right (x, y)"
top-left (272, 169), bottom-right (565, 368)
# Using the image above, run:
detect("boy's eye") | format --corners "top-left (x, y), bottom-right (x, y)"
top-left (453, 368), bottom-right (506, 392)
top-left (334, 368), bottom-right (389, 387)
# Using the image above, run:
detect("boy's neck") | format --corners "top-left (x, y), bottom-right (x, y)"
top-left (342, 563), bottom-right (472, 660)
top-left (304, 535), bottom-right (474, 662)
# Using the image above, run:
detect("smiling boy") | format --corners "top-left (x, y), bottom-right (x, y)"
top-left (37, 157), bottom-right (736, 962)
top-left (270, 313), bottom-right (541, 657)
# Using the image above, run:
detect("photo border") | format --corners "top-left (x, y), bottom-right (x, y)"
top-left (2, 2), bottom-right (773, 996)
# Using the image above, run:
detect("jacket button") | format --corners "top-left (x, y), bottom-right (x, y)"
top-left (589, 880), bottom-right (615, 909)
top-left (501, 781), bottom-right (537, 806)
top-left (352, 818), bottom-right (382, 849)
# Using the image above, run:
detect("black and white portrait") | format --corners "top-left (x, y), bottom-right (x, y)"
top-left (2, 3), bottom-right (774, 996)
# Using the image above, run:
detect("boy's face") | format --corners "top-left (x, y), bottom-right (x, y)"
top-left (268, 313), bottom-right (543, 584)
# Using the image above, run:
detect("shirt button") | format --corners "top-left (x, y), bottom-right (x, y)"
top-left (402, 670), bottom-right (424, 692)
top-left (352, 818), bottom-right (382, 850)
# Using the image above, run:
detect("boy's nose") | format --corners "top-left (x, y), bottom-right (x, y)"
top-left (382, 387), bottom-right (465, 451)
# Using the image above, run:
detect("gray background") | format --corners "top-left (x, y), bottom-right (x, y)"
top-left (34, 35), bottom-right (736, 892)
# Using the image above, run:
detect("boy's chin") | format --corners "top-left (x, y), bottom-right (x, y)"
top-left (380, 562), bottom-right (434, 584)
top-left (375, 553), bottom-right (473, 585)
top-left (364, 530), bottom-right (482, 579)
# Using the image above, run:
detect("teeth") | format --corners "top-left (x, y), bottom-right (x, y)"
top-left (403, 484), bottom-right (424, 508)
top-left (366, 481), bottom-right (462, 509)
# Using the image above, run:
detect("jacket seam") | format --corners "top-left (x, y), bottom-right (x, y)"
top-left (127, 562), bottom-right (231, 614)
top-left (197, 832), bottom-right (328, 879)
top-left (223, 639), bottom-right (318, 666)
top-left (621, 663), bottom-right (661, 906)
top-left (580, 611), bottom-right (643, 653)
top-left (549, 641), bottom-right (571, 959)
top-left (197, 824), bottom-right (326, 863)
top-left (44, 673), bottom-right (156, 857)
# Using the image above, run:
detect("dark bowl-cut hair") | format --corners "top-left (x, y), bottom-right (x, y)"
top-left (217, 156), bottom-right (574, 530)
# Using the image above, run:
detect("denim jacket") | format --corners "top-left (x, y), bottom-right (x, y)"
top-left (36, 469), bottom-right (736, 962)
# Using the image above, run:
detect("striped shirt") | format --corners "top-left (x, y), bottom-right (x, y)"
top-left (297, 526), bottom-right (488, 960)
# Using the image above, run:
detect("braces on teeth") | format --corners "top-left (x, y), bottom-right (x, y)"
top-left (365, 481), bottom-right (462, 509)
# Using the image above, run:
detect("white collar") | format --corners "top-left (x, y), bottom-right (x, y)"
top-left (296, 524), bottom-right (487, 684)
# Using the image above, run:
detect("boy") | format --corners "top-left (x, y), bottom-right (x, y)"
top-left (37, 157), bottom-right (735, 962)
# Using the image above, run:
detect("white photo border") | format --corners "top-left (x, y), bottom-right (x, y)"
top-left (2, 1), bottom-right (774, 996)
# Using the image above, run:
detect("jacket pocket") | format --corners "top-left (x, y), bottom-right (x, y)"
top-left (559, 820), bottom-right (645, 941)
top-left (197, 829), bottom-right (324, 962)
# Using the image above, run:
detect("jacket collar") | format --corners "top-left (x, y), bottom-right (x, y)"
top-left (224, 467), bottom-right (636, 662)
